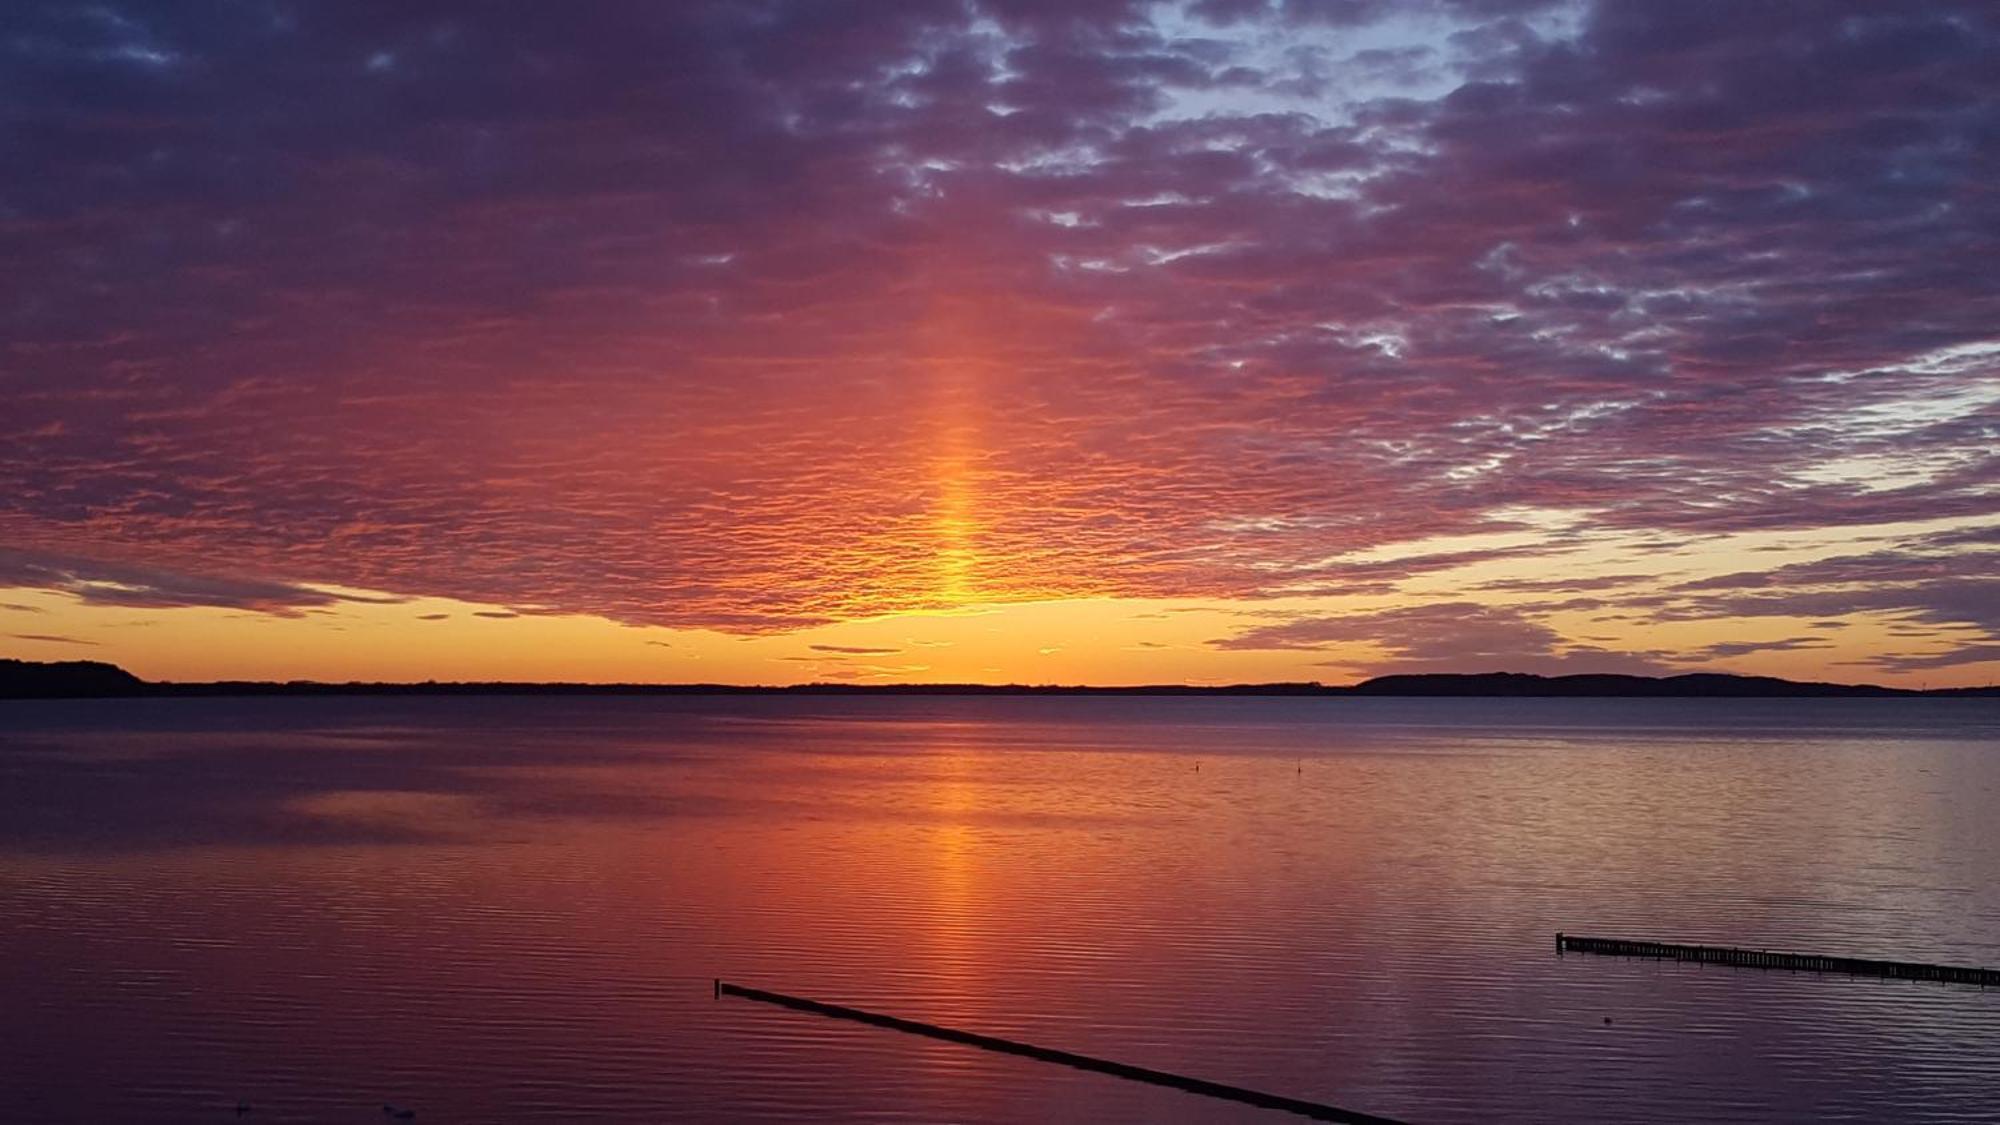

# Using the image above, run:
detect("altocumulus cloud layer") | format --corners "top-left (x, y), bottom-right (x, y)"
top-left (2, 1), bottom-right (1997, 667)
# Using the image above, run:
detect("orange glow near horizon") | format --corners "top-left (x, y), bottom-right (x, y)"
top-left (4, 509), bottom-right (1997, 690)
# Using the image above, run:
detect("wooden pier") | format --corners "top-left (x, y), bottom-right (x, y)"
top-left (714, 980), bottom-right (1407, 1124)
top-left (1557, 933), bottom-right (1999, 987)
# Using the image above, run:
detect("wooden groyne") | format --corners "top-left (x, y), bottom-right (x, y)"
top-left (1557, 933), bottom-right (1999, 987)
top-left (714, 980), bottom-right (1407, 1124)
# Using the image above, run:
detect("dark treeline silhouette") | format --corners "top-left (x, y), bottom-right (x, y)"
top-left (2, 659), bottom-right (1994, 699)
top-left (1345, 671), bottom-right (1977, 698)
top-left (0, 659), bottom-right (147, 699)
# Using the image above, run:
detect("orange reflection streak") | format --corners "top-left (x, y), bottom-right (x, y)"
top-left (918, 742), bottom-right (995, 1040)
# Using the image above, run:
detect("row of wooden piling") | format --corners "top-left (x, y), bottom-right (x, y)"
top-left (716, 934), bottom-right (1994, 1121)
top-left (714, 980), bottom-right (1407, 1124)
top-left (1557, 932), bottom-right (1999, 987)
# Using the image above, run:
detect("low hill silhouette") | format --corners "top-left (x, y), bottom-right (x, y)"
top-left (0, 658), bottom-right (148, 699)
top-left (1346, 671), bottom-right (1930, 698)
top-left (1, 659), bottom-right (1993, 699)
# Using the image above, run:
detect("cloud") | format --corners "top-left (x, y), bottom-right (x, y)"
top-left (10, 633), bottom-right (98, 645)
top-left (1692, 637), bottom-right (1835, 659)
top-left (1634, 543), bottom-right (2000, 670)
top-left (0, 549), bottom-right (387, 616)
top-left (1674, 550), bottom-right (1992, 593)
top-left (0, 0), bottom-right (1993, 658)
top-left (1473, 573), bottom-right (1659, 594)
top-left (1659, 549), bottom-right (2000, 636)
top-left (416, 613), bottom-right (450, 620)
top-left (1214, 601), bottom-right (1550, 652)
top-left (471, 611), bottom-right (520, 619)
top-left (808, 644), bottom-right (902, 654)
top-left (1212, 599), bottom-right (1673, 672)
top-left (1859, 644), bottom-right (2000, 674)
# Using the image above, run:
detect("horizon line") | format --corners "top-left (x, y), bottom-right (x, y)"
top-left (4, 660), bottom-right (1993, 698)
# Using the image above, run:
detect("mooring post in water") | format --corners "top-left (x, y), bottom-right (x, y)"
top-left (714, 980), bottom-right (1407, 1125)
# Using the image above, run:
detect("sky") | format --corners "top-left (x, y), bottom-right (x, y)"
top-left (2, 0), bottom-right (1997, 687)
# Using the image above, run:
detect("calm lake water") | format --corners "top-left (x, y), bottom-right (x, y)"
top-left (2, 695), bottom-right (1997, 1123)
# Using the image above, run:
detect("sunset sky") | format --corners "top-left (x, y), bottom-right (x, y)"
top-left (3, 0), bottom-right (1997, 686)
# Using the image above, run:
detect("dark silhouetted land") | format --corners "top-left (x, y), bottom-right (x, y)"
top-left (2, 659), bottom-right (1993, 699)
top-left (1344, 671), bottom-right (1998, 698)
top-left (0, 659), bottom-right (148, 699)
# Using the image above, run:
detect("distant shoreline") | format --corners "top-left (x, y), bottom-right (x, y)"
top-left (3, 659), bottom-right (1994, 699)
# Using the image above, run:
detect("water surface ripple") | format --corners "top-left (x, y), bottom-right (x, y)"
top-left (2, 696), bottom-right (1996, 1122)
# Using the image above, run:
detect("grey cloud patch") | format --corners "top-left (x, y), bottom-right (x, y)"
top-left (471, 611), bottom-right (520, 619)
top-left (1215, 600), bottom-right (1677, 675)
top-left (10, 633), bottom-right (98, 645)
top-left (1213, 601), bottom-right (1557, 652)
top-left (1473, 573), bottom-right (1660, 594)
top-left (1693, 636), bottom-right (1836, 659)
top-left (1668, 582), bottom-right (2000, 635)
top-left (0, 549), bottom-right (388, 616)
top-left (1286, 543), bottom-right (1581, 590)
top-left (416, 613), bottom-right (450, 620)
top-left (1921, 525), bottom-right (2000, 549)
top-left (1673, 550), bottom-right (1994, 593)
top-left (1859, 644), bottom-right (2000, 674)
top-left (1656, 547), bottom-right (2000, 638)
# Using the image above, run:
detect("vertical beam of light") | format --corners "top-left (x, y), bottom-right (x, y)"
top-left (933, 426), bottom-right (981, 606)
top-left (922, 292), bottom-right (992, 609)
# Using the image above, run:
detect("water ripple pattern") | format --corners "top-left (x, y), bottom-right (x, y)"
top-left (1, 695), bottom-right (1997, 1122)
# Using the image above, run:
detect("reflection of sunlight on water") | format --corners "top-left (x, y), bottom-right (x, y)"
top-left (914, 745), bottom-right (993, 1075)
